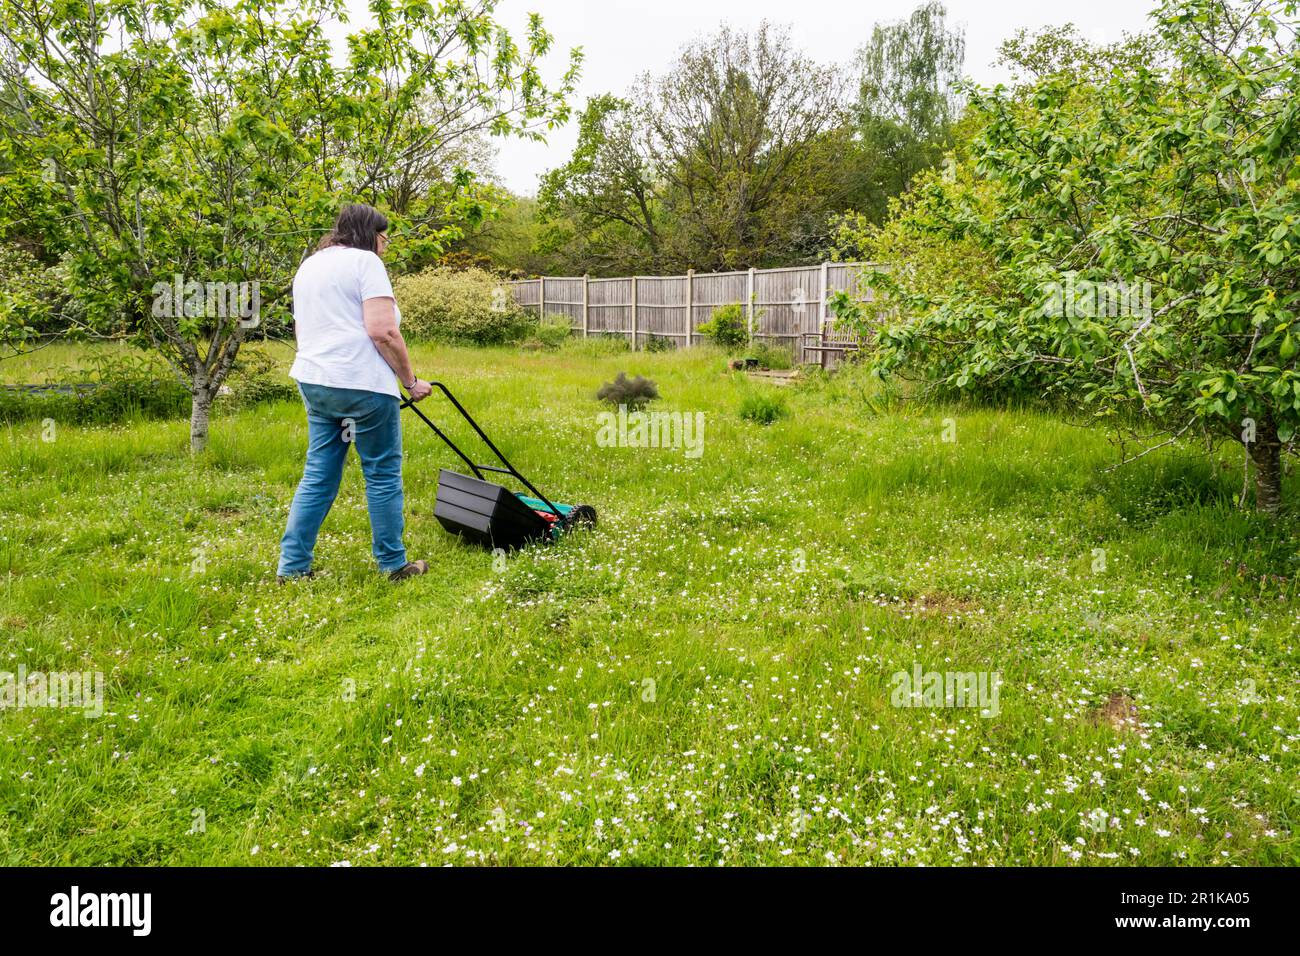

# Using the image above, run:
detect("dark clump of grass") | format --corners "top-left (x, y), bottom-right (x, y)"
top-left (1097, 453), bottom-right (1237, 522)
top-left (596, 371), bottom-right (659, 410)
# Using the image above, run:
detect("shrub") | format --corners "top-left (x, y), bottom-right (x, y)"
top-left (393, 267), bottom-right (530, 345)
top-left (217, 348), bottom-right (298, 410)
top-left (533, 314), bottom-right (574, 350)
top-left (738, 391), bottom-right (788, 425)
top-left (643, 333), bottom-right (676, 353)
top-left (77, 353), bottom-right (190, 422)
top-left (596, 372), bottom-right (659, 410)
top-left (0, 243), bottom-right (71, 339)
top-left (695, 303), bottom-right (748, 349)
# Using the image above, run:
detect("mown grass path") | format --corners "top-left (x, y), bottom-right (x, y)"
top-left (1, 344), bottom-right (1296, 865)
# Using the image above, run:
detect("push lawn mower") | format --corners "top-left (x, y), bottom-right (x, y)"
top-left (401, 381), bottom-right (596, 551)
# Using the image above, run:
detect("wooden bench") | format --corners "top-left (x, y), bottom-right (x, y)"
top-left (801, 319), bottom-right (866, 369)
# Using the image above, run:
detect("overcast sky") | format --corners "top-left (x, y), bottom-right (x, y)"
top-left (343, 0), bottom-right (1160, 195)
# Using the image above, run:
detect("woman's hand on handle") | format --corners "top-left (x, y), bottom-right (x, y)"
top-left (406, 378), bottom-right (433, 402)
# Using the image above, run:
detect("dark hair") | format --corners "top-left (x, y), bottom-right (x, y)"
top-left (317, 203), bottom-right (389, 254)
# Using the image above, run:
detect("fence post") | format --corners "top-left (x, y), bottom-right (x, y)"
top-left (817, 261), bottom-right (829, 364)
top-left (685, 268), bottom-right (694, 349)
top-left (630, 275), bottom-right (638, 350)
top-left (820, 261), bottom-right (829, 326)
top-left (746, 267), bottom-right (755, 342)
top-left (537, 275), bottom-right (546, 319)
top-left (582, 274), bottom-right (592, 338)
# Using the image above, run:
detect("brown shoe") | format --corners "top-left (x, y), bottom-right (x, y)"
top-left (388, 560), bottom-right (428, 583)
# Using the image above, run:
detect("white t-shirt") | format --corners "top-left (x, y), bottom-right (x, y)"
top-left (289, 245), bottom-right (403, 397)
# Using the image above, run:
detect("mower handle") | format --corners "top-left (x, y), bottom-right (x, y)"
top-left (400, 380), bottom-right (563, 518)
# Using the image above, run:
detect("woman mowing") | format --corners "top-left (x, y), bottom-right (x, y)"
top-left (277, 203), bottom-right (431, 584)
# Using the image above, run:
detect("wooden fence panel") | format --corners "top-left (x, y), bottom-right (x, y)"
top-left (827, 262), bottom-right (872, 301)
top-left (587, 277), bottom-right (632, 337)
top-left (690, 271), bottom-right (748, 345)
top-left (635, 274), bottom-right (689, 347)
top-left (540, 277), bottom-right (586, 328)
top-left (753, 265), bottom-right (821, 356)
top-left (512, 278), bottom-right (542, 315)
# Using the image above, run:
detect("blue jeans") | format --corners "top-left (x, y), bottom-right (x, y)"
top-left (278, 383), bottom-right (407, 576)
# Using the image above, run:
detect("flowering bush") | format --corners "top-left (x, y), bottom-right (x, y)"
top-left (393, 267), bottom-right (530, 345)
top-left (0, 243), bottom-right (70, 344)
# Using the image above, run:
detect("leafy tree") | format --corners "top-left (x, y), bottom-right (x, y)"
top-left (452, 192), bottom-right (570, 277)
top-left (642, 23), bottom-right (847, 270)
top-left (0, 0), bottom-right (578, 450)
top-left (540, 23), bottom-right (847, 273)
top-left (536, 93), bottom-right (661, 274)
top-left (535, 9), bottom-right (969, 275)
top-left (848, 1), bottom-right (966, 223)
top-left (994, 22), bottom-right (1161, 85)
top-left (833, 0), bottom-right (1300, 512)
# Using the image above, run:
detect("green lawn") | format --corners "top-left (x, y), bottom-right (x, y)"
top-left (0, 342), bottom-right (1296, 865)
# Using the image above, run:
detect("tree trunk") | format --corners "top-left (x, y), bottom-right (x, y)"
top-left (190, 386), bottom-right (215, 453)
top-left (1247, 414), bottom-right (1283, 514)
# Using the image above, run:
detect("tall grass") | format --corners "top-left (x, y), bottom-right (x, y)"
top-left (0, 342), bottom-right (1295, 866)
